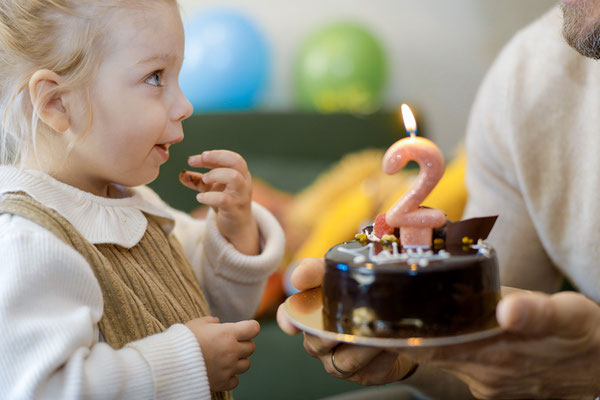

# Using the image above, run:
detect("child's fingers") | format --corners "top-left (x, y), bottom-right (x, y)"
top-left (196, 191), bottom-right (231, 209)
top-left (202, 168), bottom-right (247, 193)
top-left (231, 319), bottom-right (260, 341)
top-left (199, 315), bottom-right (220, 324)
top-left (179, 170), bottom-right (207, 191)
top-left (223, 375), bottom-right (239, 391)
top-left (188, 150), bottom-right (250, 178)
top-left (184, 315), bottom-right (220, 333)
top-left (236, 339), bottom-right (256, 358)
top-left (234, 357), bottom-right (251, 375)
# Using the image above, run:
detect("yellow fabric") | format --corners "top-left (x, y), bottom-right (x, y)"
top-left (0, 192), bottom-right (230, 400)
top-left (286, 149), bottom-right (384, 236)
top-left (289, 146), bottom-right (467, 260)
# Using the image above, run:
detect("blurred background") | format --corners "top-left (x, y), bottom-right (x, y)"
top-left (152, 1), bottom-right (558, 399)
top-left (177, 0), bottom-right (555, 154)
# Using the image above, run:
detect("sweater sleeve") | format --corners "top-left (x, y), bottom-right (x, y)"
top-left (170, 201), bottom-right (285, 322)
top-left (0, 215), bottom-right (211, 400)
top-left (462, 22), bottom-right (562, 292)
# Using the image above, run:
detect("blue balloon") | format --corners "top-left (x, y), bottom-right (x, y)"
top-left (180, 8), bottom-right (270, 112)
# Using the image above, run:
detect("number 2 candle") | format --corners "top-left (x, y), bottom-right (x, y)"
top-left (382, 104), bottom-right (446, 249)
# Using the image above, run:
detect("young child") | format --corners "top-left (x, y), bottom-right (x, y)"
top-left (0, 1), bottom-right (284, 399)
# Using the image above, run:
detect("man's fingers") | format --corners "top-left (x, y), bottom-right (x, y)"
top-left (277, 303), bottom-right (301, 335)
top-left (393, 332), bottom-right (508, 364)
top-left (348, 352), bottom-right (413, 385)
top-left (325, 344), bottom-right (382, 379)
top-left (290, 257), bottom-right (325, 291)
top-left (278, 257), bottom-right (325, 335)
top-left (497, 291), bottom-right (597, 338)
top-left (231, 319), bottom-right (260, 341)
top-left (303, 332), bottom-right (338, 356)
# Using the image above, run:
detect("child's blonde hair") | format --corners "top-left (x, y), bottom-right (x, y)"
top-left (0, 0), bottom-right (174, 166)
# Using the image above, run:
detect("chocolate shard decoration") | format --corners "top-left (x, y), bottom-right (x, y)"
top-left (445, 216), bottom-right (498, 246)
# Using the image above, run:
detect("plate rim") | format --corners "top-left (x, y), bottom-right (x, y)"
top-left (283, 287), bottom-right (512, 348)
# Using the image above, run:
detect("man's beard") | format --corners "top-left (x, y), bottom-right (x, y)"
top-left (562, 2), bottom-right (600, 59)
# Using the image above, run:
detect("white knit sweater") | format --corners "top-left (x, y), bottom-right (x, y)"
top-left (0, 166), bottom-right (285, 399)
top-left (463, 6), bottom-right (600, 302)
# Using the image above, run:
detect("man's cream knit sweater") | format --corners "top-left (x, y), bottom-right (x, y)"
top-left (464, 6), bottom-right (600, 302)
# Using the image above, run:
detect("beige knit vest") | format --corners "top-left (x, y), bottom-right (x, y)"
top-left (0, 192), bottom-right (231, 400)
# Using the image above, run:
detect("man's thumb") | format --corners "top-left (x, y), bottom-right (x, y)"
top-left (496, 291), bottom-right (595, 338)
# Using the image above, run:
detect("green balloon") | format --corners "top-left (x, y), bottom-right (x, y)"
top-left (294, 21), bottom-right (387, 114)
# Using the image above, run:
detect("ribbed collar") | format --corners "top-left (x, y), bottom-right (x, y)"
top-left (0, 166), bottom-right (175, 248)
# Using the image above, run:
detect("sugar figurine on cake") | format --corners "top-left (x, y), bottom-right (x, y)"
top-left (323, 104), bottom-right (500, 338)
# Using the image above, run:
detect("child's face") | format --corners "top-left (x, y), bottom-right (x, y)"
top-left (64, 1), bottom-right (193, 195)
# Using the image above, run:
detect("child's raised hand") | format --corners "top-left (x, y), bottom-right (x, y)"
top-left (180, 150), bottom-right (259, 255)
top-left (185, 316), bottom-right (260, 392)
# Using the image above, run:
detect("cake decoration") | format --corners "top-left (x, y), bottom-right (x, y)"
top-left (379, 104), bottom-right (446, 249)
top-left (321, 104), bottom-right (501, 338)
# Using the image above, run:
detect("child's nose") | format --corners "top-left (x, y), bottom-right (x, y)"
top-left (173, 89), bottom-right (193, 122)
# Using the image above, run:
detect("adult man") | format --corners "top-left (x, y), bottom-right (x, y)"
top-left (278, 1), bottom-right (600, 398)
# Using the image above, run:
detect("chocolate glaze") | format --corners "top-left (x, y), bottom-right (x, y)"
top-left (323, 239), bottom-right (500, 337)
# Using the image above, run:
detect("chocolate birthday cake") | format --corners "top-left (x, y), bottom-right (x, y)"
top-left (323, 216), bottom-right (500, 338)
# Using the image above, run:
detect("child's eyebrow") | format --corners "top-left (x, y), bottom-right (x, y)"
top-left (137, 53), bottom-right (179, 65)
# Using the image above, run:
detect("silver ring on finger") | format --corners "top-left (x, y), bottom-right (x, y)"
top-left (331, 344), bottom-right (354, 377)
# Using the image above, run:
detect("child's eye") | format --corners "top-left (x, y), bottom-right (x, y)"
top-left (145, 71), bottom-right (163, 87)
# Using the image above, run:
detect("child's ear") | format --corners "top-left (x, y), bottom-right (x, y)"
top-left (28, 69), bottom-right (69, 133)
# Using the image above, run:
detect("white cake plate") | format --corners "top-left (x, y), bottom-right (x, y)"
top-left (283, 286), bottom-right (524, 348)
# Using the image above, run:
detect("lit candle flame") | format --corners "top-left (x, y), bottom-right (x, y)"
top-left (400, 104), bottom-right (417, 137)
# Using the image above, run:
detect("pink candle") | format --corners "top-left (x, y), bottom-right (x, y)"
top-left (382, 104), bottom-right (446, 249)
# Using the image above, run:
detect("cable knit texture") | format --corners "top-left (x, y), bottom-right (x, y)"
top-left (0, 167), bottom-right (285, 399)
top-left (0, 192), bottom-right (230, 400)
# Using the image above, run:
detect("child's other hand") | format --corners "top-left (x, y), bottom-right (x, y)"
top-left (185, 316), bottom-right (260, 392)
top-left (180, 150), bottom-right (259, 255)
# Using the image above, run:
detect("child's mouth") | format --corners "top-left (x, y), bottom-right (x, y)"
top-left (154, 144), bottom-right (169, 160)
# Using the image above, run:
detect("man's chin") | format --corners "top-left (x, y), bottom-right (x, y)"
top-left (562, 3), bottom-right (600, 59)
top-left (561, 0), bottom-right (579, 6)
